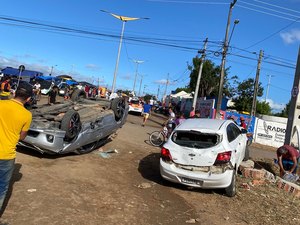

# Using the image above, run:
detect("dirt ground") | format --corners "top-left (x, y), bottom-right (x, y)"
top-left (1, 101), bottom-right (300, 225)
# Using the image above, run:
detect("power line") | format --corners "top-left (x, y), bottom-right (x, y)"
top-left (239, 0), bottom-right (300, 19)
top-left (0, 15), bottom-right (296, 70)
top-left (253, 0), bottom-right (300, 15)
top-left (236, 5), bottom-right (300, 22)
top-left (146, 0), bottom-right (229, 5)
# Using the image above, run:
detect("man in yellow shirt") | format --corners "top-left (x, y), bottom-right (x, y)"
top-left (0, 83), bottom-right (32, 213)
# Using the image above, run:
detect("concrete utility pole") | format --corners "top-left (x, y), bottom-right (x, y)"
top-left (164, 73), bottom-right (170, 98)
top-left (132, 60), bottom-right (144, 94)
top-left (216, 0), bottom-right (237, 118)
top-left (285, 47), bottom-right (300, 145)
top-left (157, 85), bottom-right (160, 100)
top-left (192, 38), bottom-right (208, 109)
top-left (250, 50), bottom-right (264, 117)
top-left (265, 74), bottom-right (274, 102)
top-left (138, 74), bottom-right (144, 97)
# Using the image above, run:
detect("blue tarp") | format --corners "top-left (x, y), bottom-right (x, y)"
top-left (1, 67), bottom-right (43, 78)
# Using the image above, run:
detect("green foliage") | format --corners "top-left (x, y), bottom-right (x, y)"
top-left (233, 78), bottom-right (264, 112)
top-left (174, 87), bottom-right (191, 93)
top-left (143, 94), bottom-right (156, 102)
top-left (273, 100), bottom-right (290, 118)
top-left (188, 58), bottom-right (235, 98)
top-left (256, 101), bottom-right (271, 115)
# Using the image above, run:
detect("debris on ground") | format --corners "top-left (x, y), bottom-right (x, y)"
top-left (94, 148), bottom-right (119, 158)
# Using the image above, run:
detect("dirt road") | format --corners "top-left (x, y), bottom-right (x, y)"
top-left (1, 112), bottom-right (299, 225)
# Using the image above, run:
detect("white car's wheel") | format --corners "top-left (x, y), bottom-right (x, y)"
top-left (225, 170), bottom-right (237, 197)
top-left (243, 146), bottom-right (250, 161)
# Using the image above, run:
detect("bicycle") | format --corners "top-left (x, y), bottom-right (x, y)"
top-left (149, 126), bottom-right (169, 147)
top-left (149, 120), bottom-right (176, 147)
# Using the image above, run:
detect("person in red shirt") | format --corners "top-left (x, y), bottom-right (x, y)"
top-left (277, 145), bottom-right (300, 177)
top-left (240, 116), bottom-right (247, 129)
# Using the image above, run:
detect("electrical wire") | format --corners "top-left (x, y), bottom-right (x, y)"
top-left (146, 0), bottom-right (229, 5)
top-left (239, 0), bottom-right (300, 19)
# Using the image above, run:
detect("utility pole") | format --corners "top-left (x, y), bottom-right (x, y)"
top-left (157, 85), bottom-right (160, 100)
top-left (192, 38), bottom-right (208, 109)
top-left (250, 50), bottom-right (264, 117)
top-left (164, 73), bottom-right (170, 98)
top-left (138, 74), bottom-right (144, 97)
top-left (132, 60), bottom-right (144, 95)
top-left (265, 74), bottom-right (273, 102)
top-left (216, 0), bottom-right (237, 118)
top-left (285, 47), bottom-right (300, 145)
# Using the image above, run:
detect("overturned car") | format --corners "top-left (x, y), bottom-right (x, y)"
top-left (18, 89), bottom-right (128, 154)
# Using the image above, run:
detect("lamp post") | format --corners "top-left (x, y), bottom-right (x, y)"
top-left (100, 10), bottom-right (149, 94)
top-left (133, 59), bottom-right (144, 95)
top-left (49, 65), bottom-right (57, 76)
top-left (216, 0), bottom-right (238, 118)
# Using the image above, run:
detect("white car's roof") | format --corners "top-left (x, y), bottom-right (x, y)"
top-left (177, 118), bottom-right (228, 132)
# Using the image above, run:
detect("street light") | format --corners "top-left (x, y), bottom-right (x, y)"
top-left (228, 19), bottom-right (239, 47)
top-left (49, 65), bottom-right (57, 76)
top-left (133, 59), bottom-right (144, 95)
top-left (215, 0), bottom-right (238, 118)
top-left (100, 10), bottom-right (149, 94)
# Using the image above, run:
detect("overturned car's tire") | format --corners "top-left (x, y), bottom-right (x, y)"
top-left (61, 110), bottom-right (82, 141)
top-left (71, 89), bottom-right (86, 102)
top-left (111, 98), bottom-right (127, 121)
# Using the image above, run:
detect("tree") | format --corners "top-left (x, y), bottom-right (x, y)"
top-left (233, 78), bottom-right (264, 113)
top-left (188, 58), bottom-right (235, 98)
top-left (273, 100), bottom-right (290, 118)
top-left (256, 101), bottom-right (271, 115)
top-left (174, 87), bottom-right (191, 94)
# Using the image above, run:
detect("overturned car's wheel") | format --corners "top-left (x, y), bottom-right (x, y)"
top-left (61, 110), bottom-right (82, 141)
top-left (111, 98), bottom-right (126, 121)
top-left (71, 89), bottom-right (86, 102)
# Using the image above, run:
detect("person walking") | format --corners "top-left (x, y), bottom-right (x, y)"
top-left (0, 83), bottom-right (32, 213)
top-left (48, 86), bottom-right (59, 105)
top-left (142, 100), bottom-right (152, 127)
top-left (33, 80), bottom-right (41, 101)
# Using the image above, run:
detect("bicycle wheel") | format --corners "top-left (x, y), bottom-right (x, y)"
top-left (149, 131), bottom-right (165, 147)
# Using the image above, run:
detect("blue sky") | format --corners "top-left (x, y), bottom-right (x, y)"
top-left (0, 0), bottom-right (300, 111)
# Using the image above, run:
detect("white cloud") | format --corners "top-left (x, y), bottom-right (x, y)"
top-left (263, 99), bottom-right (286, 112)
top-left (280, 29), bottom-right (300, 44)
top-left (154, 79), bottom-right (176, 85)
top-left (85, 64), bottom-right (100, 71)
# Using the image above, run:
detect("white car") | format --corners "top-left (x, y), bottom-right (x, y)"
top-left (128, 99), bottom-right (143, 115)
top-left (160, 118), bottom-right (248, 197)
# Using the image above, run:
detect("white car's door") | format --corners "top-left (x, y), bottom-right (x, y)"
top-left (226, 123), bottom-right (247, 164)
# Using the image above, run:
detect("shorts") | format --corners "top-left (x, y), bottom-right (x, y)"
top-left (143, 113), bottom-right (150, 119)
top-left (282, 157), bottom-right (300, 173)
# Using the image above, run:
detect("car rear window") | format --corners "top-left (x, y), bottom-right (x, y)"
top-left (171, 130), bottom-right (220, 149)
top-left (131, 100), bottom-right (140, 104)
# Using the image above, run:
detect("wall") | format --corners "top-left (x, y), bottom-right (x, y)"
top-left (254, 118), bottom-right (286, 148)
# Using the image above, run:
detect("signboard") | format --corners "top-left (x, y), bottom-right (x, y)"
top-left (254, 118), bottom-right (286, 148)
top-left (198, 99), bottom-right (214, 118)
